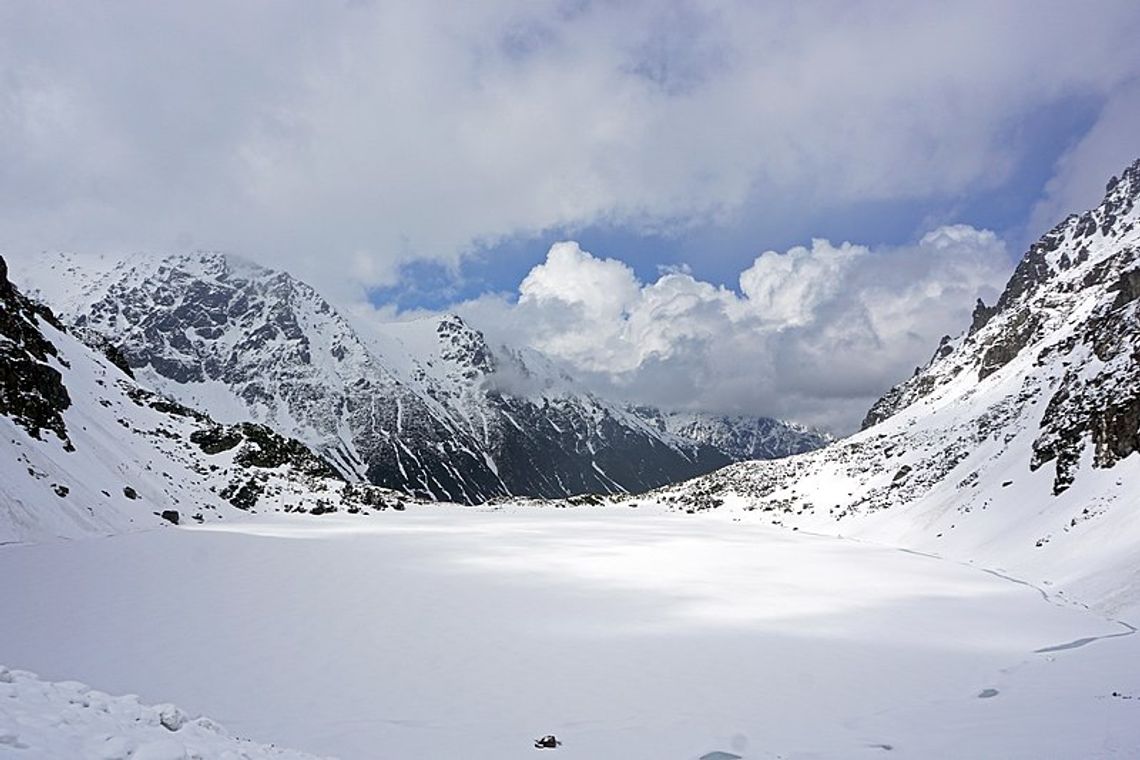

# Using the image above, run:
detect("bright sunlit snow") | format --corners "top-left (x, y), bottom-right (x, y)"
top-left (2, 508), bottom-right (1137, 759)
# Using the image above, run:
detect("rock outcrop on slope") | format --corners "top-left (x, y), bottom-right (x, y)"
top-left (646, 159), bottom-right (1140, 616)
top-left (0, 256), bottom-right (71, 444)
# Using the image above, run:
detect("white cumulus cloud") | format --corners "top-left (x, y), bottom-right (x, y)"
top-left (459, 226), bottom-right (1010, 432)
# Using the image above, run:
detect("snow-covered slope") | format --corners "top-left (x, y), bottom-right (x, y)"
top-left (0, 255), bottom-right (409, 544)
top-left (0, 665), bottom-right (324, 759)
top-left (643, 158), bottom-right (1140, 617)
top-left (19, 252), bottom-right (826, 503)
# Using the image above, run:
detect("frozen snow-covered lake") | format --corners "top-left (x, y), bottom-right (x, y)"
top-left (2, 507), bottom-right (1138, 759)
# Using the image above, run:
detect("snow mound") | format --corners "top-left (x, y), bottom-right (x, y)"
top-left (0, 665), bottom-right (325, 759)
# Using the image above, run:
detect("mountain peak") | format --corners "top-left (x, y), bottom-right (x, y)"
top-left (1105, 157), bottom-right (1140, 201)
top-left (23, 253), bottom-right (819, 503)
top-left (860, 156), bottom-right (1140, 496)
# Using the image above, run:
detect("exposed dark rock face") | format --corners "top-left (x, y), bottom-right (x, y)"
top-left (977, 308), bottom-right (1040, 380)
top-left (71, 327), bottom-right (135, 378)
top-left (0, 255), bottom-right (72, 444)
top-left (220, 476), bottom-right (264, 511)
top-left (190, 426), bottom-right (243, 455)
top-left (229, 422), bottom-right (338, 478)
top-left (969, 299), bottom-right (999, 336)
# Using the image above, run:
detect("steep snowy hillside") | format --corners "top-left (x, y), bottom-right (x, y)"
top-left (20, 252), bottom-right (822, 503)
top-left (645, 158), bottom-right (1140, 617)
top-left (0, 255), bottom-right (407, 543)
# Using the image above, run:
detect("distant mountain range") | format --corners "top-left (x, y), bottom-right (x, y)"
top-left (15, 251), bottom-right (827, 503)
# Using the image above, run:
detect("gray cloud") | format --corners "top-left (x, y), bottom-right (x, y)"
top-left (2, 1), bottom-right (1139, 306)
top-left (1028, 80), bottom-right (1140, 239)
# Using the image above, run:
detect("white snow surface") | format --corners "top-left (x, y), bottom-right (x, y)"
top-left (2, 508), bottom-right (1138, 759)
top-left (0, 665), bottom-right (324, 759)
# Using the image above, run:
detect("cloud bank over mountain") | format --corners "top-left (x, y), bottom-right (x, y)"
top-left (458, 225), bottom-right (1009, 432)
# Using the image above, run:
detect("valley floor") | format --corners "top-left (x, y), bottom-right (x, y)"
top-left (2, 507), bottom-right (1138, 759)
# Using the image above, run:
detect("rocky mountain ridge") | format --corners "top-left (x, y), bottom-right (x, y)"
top-left (19, 251), bottom-right (827, 503)
top-left (632, 406), bottom-right (832, 461)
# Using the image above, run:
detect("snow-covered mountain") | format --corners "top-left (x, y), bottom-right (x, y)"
top-left (18, 252), bottom-right (826, 503)
top-left (0, 254), bottom-right (409, 543)
top-left (634, 408), bottom-right (833, 461)
top-left (642, 158), bottom-right (1140, 617)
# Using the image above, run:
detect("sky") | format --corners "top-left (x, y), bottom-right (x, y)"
top-left (2, 1), bottom-right (1139, 432)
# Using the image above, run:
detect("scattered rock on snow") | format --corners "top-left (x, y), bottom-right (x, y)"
top-left (156, 703), bottom-right (187, 731)
top-left (534, 734), bottom-right (561, 749)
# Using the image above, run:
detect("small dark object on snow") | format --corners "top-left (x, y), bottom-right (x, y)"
top-left (534, 735), bottom-right (561, 749)
top-left (160, 510), bottom-right (180, 525)
top-left (123, 486), bottom-right (138, 500)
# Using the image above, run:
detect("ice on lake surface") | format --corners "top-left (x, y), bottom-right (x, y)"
top-left (1, 507), bottom-right (1137, 759)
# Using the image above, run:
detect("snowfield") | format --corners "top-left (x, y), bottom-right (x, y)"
top-left (2, 507), bottom-right (1138, 759)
